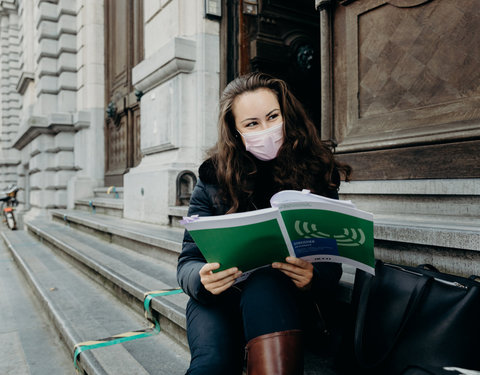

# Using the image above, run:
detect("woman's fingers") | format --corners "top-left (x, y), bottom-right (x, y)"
top-left (275, 268), bottom-right (312, 289)
top-left (275, 268), bottom-right (304, 281)
top-left (199, 257), bottom-right (313, 293)
top-left (272, 257), bottom-right (313, 289)
top-left (199, 262), bottom-right (221, 273)
top-left (272, 257), bottom-right (313, 275)
top-left (205, 270), bottom-right (242, 289)
top-left (209, 278), bottom-right (238, 295)
top-left (200, 264), bottom-right (239, 282)
top-left (199, 263), bottom-right (242, 295)
top-left (205, 270), bottom-right (243, 295)
top-left (285, 256), bottom-right (313, 269)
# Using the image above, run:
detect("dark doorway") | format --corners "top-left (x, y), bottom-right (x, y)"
top-left (221, 0), bottom-right (321, 127)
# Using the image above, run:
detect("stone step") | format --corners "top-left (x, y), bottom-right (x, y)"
top-left (75, 197), bottom-right (124, 217)
top-left (48, 209), bottom-right (356, 293)
top-left (42, 207), bottom-right (356, 374)
top-left (50, 209), bottom-right (184, 267)
top-left (168, 206), bottom-right (189, 228)
top-left (24, 219), bottom-right (188, 347)
top-left (0, 235), bottom-right (72, 374)
top-left (94, 186), bottom-right (124, 199)
top-left (1, 230), bottom-right (189, 374)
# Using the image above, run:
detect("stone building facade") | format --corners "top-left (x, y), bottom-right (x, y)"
top-left (0, 0), bottom-right (105, 221)
top-left (0, 0), bottom-right (219, 226)
top-left (123, 0), bottom-right (219, 224)
top-left (0, 0), bottom-right (478, 278)
top-left (0, 0), bottom-right (21, 194)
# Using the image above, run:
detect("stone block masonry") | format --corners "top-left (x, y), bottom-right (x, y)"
top-left (0, 2), bottom-right (21, 187)
top-left (13, 114), bottom-right (78, 211)
top-left (35, 0), bottom-right (77, 114)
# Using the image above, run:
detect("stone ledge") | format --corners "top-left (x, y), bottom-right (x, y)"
top-left (168, 206), bottom-right (188, 217)
top-left (45, 146), bottom-right (74, 153)
top-left (50, 209), bottom-right (183, 254)
top-left (375, 214), bottom-right (480, 252)
top-left (132, 37), bottom-right (196, 93)
top-left (75, 197), bottom-right (124, 209)
top-left (375, 241), bottom-right (480, 279)
top-left (16, 71), bottom-right (34, 94)
top-left (94, 187), bottom-right (124, 199)
top-left (36, 0), bottom-right (76, 29)
top-left (0, 0), bottom-right (16, 13)
top-left (143, 143), bottom-right (178, 155)
top-left (12, 111), bottom-right (90, 150)
top-left (0, 158), bottom-right (20, 166)
top-left (44, 166), bottom-right (78, 172)
top-left (45, 186), bottom-right (67, 190)
top-left (37, 87), bottom-right (77, 96)
top-left (73, 111), bottom-right (90, 129)
top-left (339, 179), bottom-right (480, 196)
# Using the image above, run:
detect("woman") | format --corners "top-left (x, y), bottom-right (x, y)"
top-left (177, 72), bottom-right (351, 375)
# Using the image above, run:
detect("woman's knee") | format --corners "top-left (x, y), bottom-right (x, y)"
top-left (187, 347), bottom-right (243, 375)
top-left (241, 267), bottom-right (299, 306)
top-left (240, 267), bottom-right (302, 340)
top-left (245, 267), bottom-right (296, 292)
top-left (185, 298), bottom-right (244, 374)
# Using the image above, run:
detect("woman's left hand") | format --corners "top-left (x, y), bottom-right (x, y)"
top-left (272, 257), bottom-right (314, 290)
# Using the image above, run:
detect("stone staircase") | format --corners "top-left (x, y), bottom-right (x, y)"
top-left (1, 187), bottom-right (355, 374)
top-left (74, 187), bottom-right (124, 217)
top-left (1, 188), bottom-right (190, 374)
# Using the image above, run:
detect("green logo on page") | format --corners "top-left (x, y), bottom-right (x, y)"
top-left (293, 220), bottom-right (366, 247)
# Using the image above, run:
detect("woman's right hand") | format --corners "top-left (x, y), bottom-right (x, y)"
top-left (199, 263), bottom-right (242, 295)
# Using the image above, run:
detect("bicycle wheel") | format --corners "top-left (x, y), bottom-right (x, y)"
top-left (4, 210), bottom-right (16, 230)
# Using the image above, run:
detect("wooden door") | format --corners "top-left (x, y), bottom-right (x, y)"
top-left (324, 0), bottom-right (480, 180)
top-left (221, 0), bottom-right (321, 125)
top-left (104, 0), bottom-right (143, 186)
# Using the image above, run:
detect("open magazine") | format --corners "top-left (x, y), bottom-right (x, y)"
top-left (181, 190), bottom-right (375, 282)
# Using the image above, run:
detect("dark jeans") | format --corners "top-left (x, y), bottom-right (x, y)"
top-left (185, 267), bottom-right (304, 375)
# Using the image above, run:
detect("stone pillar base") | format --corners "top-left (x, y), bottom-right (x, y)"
top-left (124, 156), bottom-right (197, 225)
top-left (67, 176), bottom-right (103, 209)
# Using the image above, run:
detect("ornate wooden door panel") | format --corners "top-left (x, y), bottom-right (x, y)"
top-left (327, 0), bottom-right (480, 179)
top-left (104, 0), bottom-right (143, 186)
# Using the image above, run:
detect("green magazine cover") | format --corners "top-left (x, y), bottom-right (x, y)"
top-left (182, 190), bottom-right (374, 280)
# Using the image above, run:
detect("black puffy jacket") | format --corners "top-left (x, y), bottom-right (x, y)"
top-left (176, 158), bottom-right (343, 305)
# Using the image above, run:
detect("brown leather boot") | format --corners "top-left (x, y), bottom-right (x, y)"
top-left (245, 329), bottom-right (303, 375)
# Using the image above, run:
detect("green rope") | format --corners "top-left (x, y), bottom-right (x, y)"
top-left (73, 288), bottom-right (183, 370)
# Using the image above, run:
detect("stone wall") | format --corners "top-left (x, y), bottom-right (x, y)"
top-left (0, 0), bottom-right (21, 190)
top-left (68, 0), bottom-right (104, 208)
top-left (124, 0), bottom-right (220, 225)
top-left (340, 179), bottom-right (480, 277)
top-left (4, 0), bottom-right (105, 219)
top-left (1, 0), bottom-right (217, 224)
top-left (318, 0), bottom-right (480, 278)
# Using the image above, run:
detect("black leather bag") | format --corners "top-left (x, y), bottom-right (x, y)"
top-left (351, 260), bottom-right (480, 375)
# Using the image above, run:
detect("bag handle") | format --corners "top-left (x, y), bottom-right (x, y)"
top-left (354, 265), bottom-right (432, 368)
top-left (469, 275), bottom-right (480, 283)
top-left (417, 264), bottom-right (480, 283)
top-left (417, 264), bottom-right (439, 272)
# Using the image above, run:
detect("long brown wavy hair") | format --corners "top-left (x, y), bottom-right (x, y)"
top-left (208, 72), bottom-right (351, 213)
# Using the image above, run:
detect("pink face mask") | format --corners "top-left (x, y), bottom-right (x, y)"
top-left (239, 123), bottom-right (284, 161)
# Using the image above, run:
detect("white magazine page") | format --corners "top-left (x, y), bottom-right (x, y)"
top-left (182, 207), bottom-right (279, 230)
top-left (270, 190), bottom-right (356, 209)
